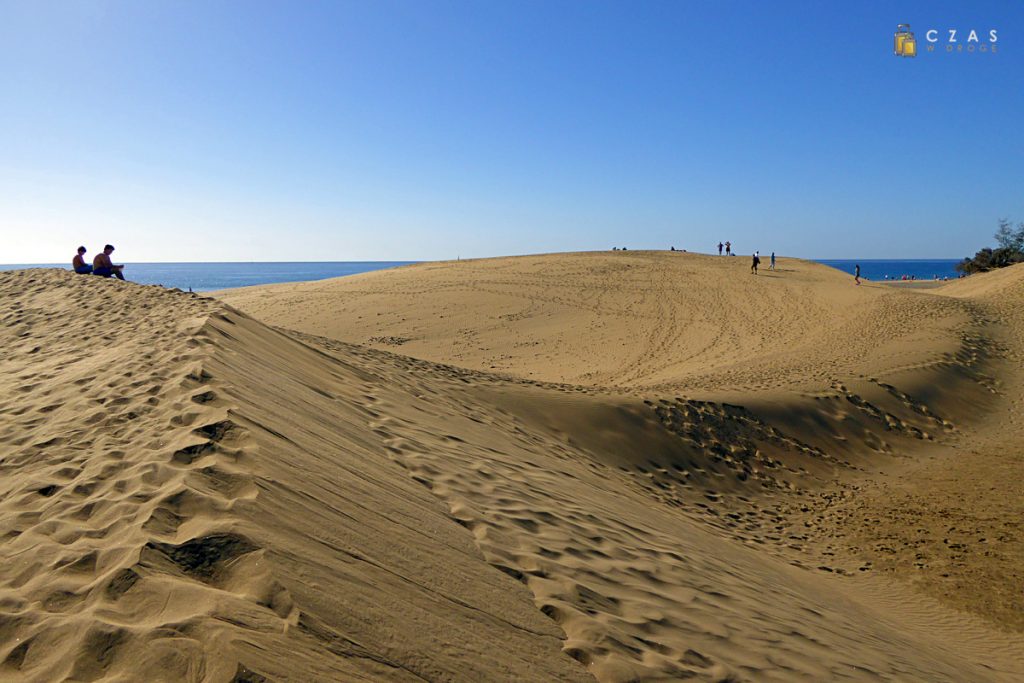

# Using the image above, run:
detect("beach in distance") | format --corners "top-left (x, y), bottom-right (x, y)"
top-left (2, 250), bottom-right (1022, 682)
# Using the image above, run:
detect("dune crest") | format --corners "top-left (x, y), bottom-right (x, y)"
top-left (218, 251), bottom-right (976, 392)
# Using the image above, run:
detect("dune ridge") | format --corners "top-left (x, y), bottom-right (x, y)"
top-left (1, 269), bottom-right (588, 681)
top-left (1, 256), bottom-right (1022, 681)
top-left (217, 251), bottom-right (980, 393)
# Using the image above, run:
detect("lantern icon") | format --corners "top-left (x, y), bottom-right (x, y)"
top-left (895, 24), bottom-right (916, 57)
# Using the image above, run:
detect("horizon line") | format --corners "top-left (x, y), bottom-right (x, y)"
top-left (0, 255), bottom-right (967, 267)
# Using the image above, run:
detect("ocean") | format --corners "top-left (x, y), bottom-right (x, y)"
top-left (0, 261), bottom-right (416, 292)
top-left (815, 259), bottom-right (962, 281)
top-left (0, 258), bottom-right (963, 291)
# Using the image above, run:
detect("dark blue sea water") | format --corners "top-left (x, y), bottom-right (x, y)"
top-left (0, 261), bottom-right (416, 292)
top-left (815, 259), bottom-right (961, 281)
top-left (1, 258), bottom-right (963, 291)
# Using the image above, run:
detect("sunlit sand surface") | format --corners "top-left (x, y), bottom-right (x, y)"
top-left (2, 253), bottom-right (1022, 681)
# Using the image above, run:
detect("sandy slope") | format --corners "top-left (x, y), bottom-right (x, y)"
top-left (2, 257), bottom-right (1023, 681)
top-left (217, 251), bottom-right (973, 392)
top-left (817, 263), bottom-right (1024, 631)
top-left (0, 270), bottom-right (587, 681)
top-left (218, 253), bottom-right (1024, 637)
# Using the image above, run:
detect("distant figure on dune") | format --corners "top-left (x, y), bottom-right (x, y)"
top-left (92, 244), bottom-right (127, 280)
top-left (725, 241), bottom-right (731, 256)
top-left (72, 246), bottom-right (92, 274)
top-left (751, 252), bottom-right (760, 274)
top-left (770, 252), bottom-right (776, 270)
top-left (718, 241), bottom-right (723, 255)
top-left (854, 264), bottom-right (861, 286)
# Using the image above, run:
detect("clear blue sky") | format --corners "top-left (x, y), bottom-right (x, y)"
top-left (1, 1), bottom-right (1021, 262)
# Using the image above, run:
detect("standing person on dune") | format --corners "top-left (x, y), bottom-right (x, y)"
top-left (718, 241), bottom-right (723, 255)
top-left (770, 252), bottom-right (776, 270)
top-left (854, 263), bottom-right (861, 286)
top-left (725, 241), bottom-right (731, 256)
top-left (751, 252), bottom-right (760, 275)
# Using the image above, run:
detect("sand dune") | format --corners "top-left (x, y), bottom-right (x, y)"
top-left (0, 270), bottom-right (586, 681)
top-left (217, 251), bottom-right (974, 393)
top-left (2, 257), bottom-right (1023, 681)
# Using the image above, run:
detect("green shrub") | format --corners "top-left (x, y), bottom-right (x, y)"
top-left (956, 219), bottom-right (1024, 274)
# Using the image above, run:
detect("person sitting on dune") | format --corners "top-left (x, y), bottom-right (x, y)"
top-left (92, 244), bottom-right (126, 280)
top-left (72, 246), bottom-right (93, 274)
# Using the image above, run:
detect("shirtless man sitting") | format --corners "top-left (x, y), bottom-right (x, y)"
top-left (72, 246), bottom-right (93, 274)
top-left (92, 244), bottom-right (126, 280)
